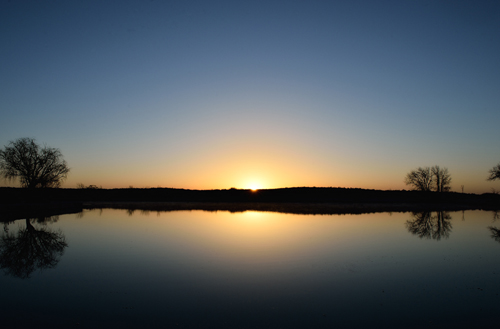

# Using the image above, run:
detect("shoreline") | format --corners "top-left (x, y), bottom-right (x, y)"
top-left (1, 186), bottom-right (499, 220)
top-left (1, 201), bottom-right (496, 222)
top-left (83, 201), bottom-right (497, 215)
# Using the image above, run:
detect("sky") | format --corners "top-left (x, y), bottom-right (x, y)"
top-left (1, 0), bottom-right (500, 193)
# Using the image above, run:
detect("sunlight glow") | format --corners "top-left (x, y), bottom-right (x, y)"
top-left (247, 183), bottom-right (261, 191)
top-left (241, 211), bottom-right (267, 222)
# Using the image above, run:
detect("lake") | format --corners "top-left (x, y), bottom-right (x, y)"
top-left (1, 209), bottom-right (500, 328)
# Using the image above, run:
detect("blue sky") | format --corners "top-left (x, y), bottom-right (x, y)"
top-left (1, 0), bottom-right (500, 192)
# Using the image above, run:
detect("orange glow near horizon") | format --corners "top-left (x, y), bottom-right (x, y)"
top-left (63, 159), bottom-right (404, 191)
top-left (3, 148), bottom-right (496, 194)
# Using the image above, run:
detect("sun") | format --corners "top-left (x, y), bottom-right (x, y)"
top-left (243, 177), bottom-right (266, 191)
top-left (247, 183), bottom-right (261, 191)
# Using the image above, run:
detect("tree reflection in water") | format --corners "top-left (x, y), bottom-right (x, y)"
top-left (405, 211), bottom-right (452, 240)
top-left (488, 227), bottom-right (500, 243)
top-left (0, 216), bottom-right (67, 279)
top-left (488, 211), bottom-right (500, 244)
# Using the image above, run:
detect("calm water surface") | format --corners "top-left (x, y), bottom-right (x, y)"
top-left (1, 209), bottom-right (500, 328)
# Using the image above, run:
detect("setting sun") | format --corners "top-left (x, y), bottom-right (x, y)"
top-left (247, 183), bottom-right (261, 191)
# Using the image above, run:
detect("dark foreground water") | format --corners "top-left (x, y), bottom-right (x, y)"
top-left (1, 209), bottom-right (500, 328)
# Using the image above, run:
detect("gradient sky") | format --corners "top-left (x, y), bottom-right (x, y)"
top-left (1, 0), bottom-right (500, 193)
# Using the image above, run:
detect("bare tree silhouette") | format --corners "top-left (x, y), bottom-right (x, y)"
top-left (405, 211), bottom-right (452, 240)
top-left (0, 217), bottom-right (67, 278)
top-left (487, 163), bottom-right (500, 181)
top-left (0, 137), bottom-right (69, 188)
top-left (405, 166), bottom-right (451, 192)
top-left (431, 166), bottom-right (451, 192)
top-left (405, 167), bottom-right (433, 191)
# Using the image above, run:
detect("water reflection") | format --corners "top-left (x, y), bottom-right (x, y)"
top-left (488, 211), bottom-right (500, 244)
top-left (488, 226), bottom-right (500, 243)
top-left (0, 209), bottom-right (499, 328)
top-left (405, 211), bottom-right (452, 240)
top-left (0, 216), bottom-right (67, 279)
